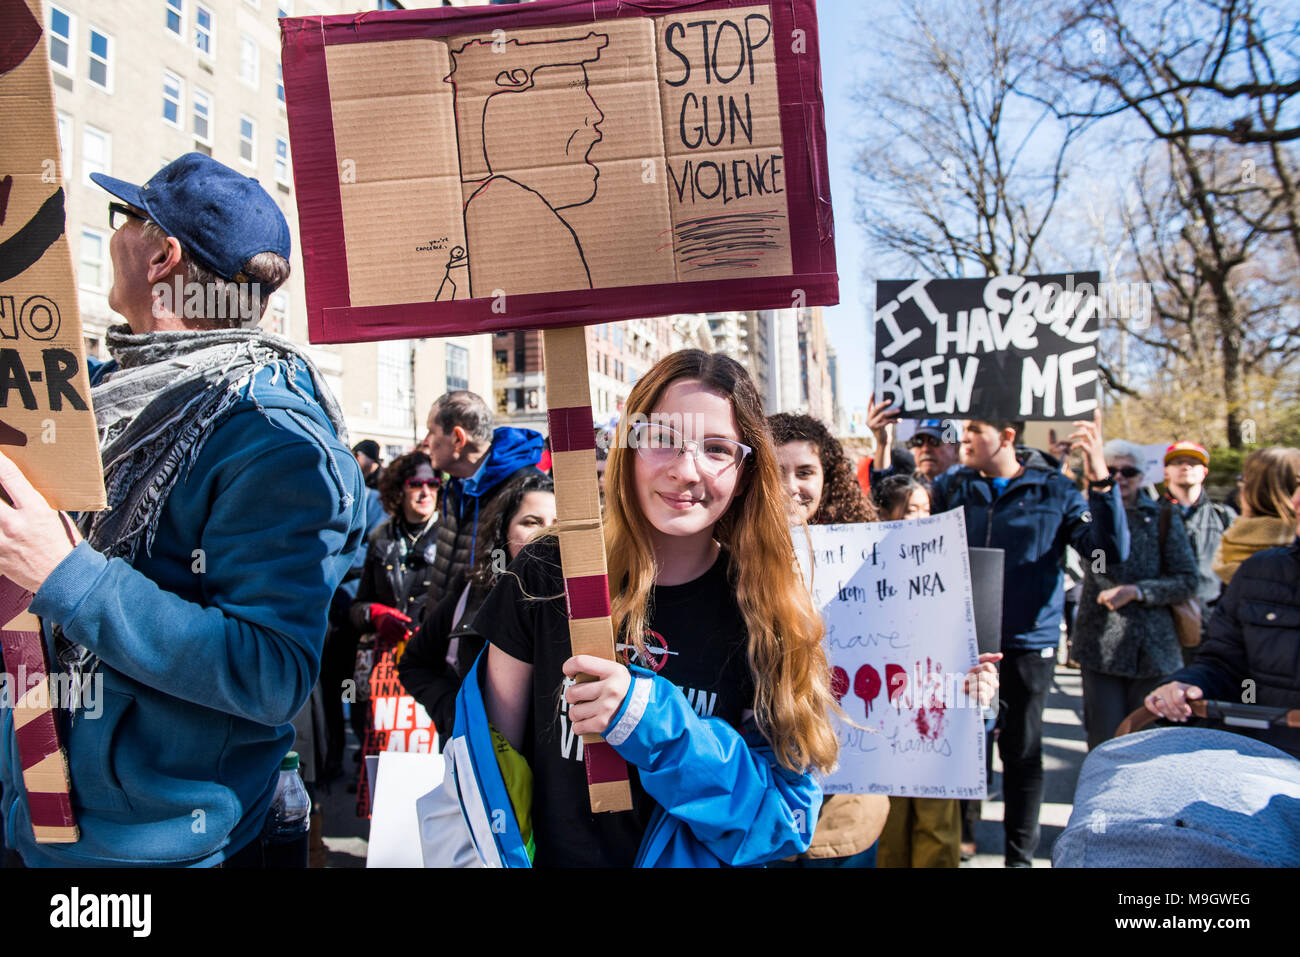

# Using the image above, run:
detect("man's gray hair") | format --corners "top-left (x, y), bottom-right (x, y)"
top-left (140, 220), bottom-right (288, 330)
top-left (432, 391), bottom-right (494, 446)
top-left (1104, 438), bottom-right (1147, 465)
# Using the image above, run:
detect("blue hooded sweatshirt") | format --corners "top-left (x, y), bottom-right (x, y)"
top-left (1, 356), bottom-right (367, 866)
top-left (445, 427), bottom-right (545, 558)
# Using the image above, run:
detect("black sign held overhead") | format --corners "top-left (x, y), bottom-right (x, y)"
top-left (873, 273), bottom-right (1104, 422)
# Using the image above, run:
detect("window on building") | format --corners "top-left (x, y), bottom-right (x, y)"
top-left (446, 343), bottom-right (469, 393)
top-left (377, 340), bottom-right (412, 430)
top-left (277, 2), bottom-right (293, 17)
top-left (239, 115), bottom-right (256, 165)
top-left (195, 5), bottom-right (214, 56)
top-left (48, 6), bottom-right (74, 73)
top-left (56, 113), bottom-right (72, 181)
top-left (193, 89), bottom-right (212, 143)
top-left (612, 325), bottom-right (623, 349)
top-left (87, 28), bottom-right (112, 91)
top-left (162, 71), bottom-right (183, 127)
top-left (82, 126), bottom-right (110, 185)
top-left (240, 33), bottom-right (259, 87)
top-left (275, 136), bottom-right (290, 186)
top-left (165, 0), bottom-right (183, 37)
top-left (79, 229), bottom-right (108, 290)
top-left (276, 63), bottom-right (285, 103)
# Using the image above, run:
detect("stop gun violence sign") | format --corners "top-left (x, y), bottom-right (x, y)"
top-left (280, 0), bottom-right (839, 343)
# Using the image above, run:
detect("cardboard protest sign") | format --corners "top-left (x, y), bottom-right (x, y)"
top-left (873, 273), bottom-right (1102, 422)
top-left (0, 0), bottom-right (109, 846)
top-left (0, 0), bottom-right (104, 510)
top-left (281, 0), bottom-right (837, 344)
top-left (794, 511), bottom-right (987, 799)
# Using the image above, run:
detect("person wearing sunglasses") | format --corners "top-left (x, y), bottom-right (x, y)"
top-left (1071, 439), bottom-right (1198, 750)
top-left (906, 421), bottom-right (962, 480)
top-left (346, 452), bottom-right (443, 810)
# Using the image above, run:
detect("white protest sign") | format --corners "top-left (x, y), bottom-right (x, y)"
top-left (366, 751), bottom-right (446, 868)
top-left (794, 510), bottom-right (987, 799)
top-left (1137, 442), bottom-right (1169, 487)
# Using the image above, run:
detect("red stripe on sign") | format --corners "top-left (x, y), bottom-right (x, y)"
top-left (565, 574), bottom-right (610, 620)
top-left (0, 575), bottom-right (34, 625)
top-left (547, 406), bottom-right (596, 454)
top-left (584, 740), bottom-right (628, 787)
top-left (26, 790), bottom-right (75, 828)
top-left (0, 631), bottom-right (46, 678)
top-left (280, 17), bottom-right (351, 345)
top-left (15, 710), bottom-right (59, 769)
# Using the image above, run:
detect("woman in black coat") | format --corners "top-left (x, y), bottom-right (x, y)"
top-left (347, 452), bottom-right (441, 794)
top-left (398, 470), bottom-right (556, 746)
top-left (1073, 441), bottom-right (1198, 749)
top-left (350, 452), bottom-right (441, 638)
top-left (1147, 481), bottom-right (1300, 758)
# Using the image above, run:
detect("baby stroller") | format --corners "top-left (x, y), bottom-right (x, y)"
top-left (1053, 701), bottom-right (1300, 867)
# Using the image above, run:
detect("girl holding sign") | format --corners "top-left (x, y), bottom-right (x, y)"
top-left (771, 417), bottom-right (999, 868)
top-left (471, 351), bottom-right (837, 867)
top-left (769, 412), bottom-right (888, 867)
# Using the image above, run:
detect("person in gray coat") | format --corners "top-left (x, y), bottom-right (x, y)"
top-left (1074, 440), bottom-right (1199, 749)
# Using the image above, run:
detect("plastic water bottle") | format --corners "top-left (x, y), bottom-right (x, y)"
top-left (262, 751), bottom-right (311, 868)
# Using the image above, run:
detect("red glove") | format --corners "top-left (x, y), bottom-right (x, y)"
top-left (367, 603), bottom-right (412, 642)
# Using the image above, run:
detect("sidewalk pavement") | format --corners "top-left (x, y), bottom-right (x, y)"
top-left (962, 664), bottom-right (1086, 868)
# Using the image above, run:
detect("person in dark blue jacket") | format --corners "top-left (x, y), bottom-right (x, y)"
top-left (418, 392), bottom-right (545, 609)
top-left (0, 155), bottom-right (367, 866)
top-left (930, 413), bottom-right (1129, 866)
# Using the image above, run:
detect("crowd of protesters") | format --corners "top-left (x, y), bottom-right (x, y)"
top-left (2, 150), bottom-right (1296, 872)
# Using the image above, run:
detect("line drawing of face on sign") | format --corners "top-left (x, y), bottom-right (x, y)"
top-left (445, 32), bottom-right (609, 298)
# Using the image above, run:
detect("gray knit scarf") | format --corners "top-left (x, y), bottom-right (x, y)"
top-left (56, 323), bottom-right (351, 692)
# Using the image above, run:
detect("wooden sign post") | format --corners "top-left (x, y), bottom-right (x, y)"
top-left (0, 577), bottom-right (76, 842)
top-left (542, 327), bottom-right (633, 813)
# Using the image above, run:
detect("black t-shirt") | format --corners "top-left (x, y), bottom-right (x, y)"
top-left (471, 538), bottom-right (754, 867)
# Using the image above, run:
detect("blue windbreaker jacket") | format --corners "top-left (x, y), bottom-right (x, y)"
top-left (931, 465), bottom-right (1130, 650)
top-left (428, 653), bottom-right (822, 867)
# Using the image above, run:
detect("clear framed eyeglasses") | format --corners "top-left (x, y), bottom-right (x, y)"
top-left (628, 422), bottom-right (751, 476)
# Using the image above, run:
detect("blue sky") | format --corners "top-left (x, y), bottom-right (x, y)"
top-left (815, 0), bottom-right (885, 426)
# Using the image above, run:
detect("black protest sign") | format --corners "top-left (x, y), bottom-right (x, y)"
top-left (872, 273), bottom-right (1102, 422)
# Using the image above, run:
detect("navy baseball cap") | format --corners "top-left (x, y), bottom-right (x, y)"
top-left (915, 419), bottom-right (960, 442)
top-left (91, 153), bottom-right (290, 281)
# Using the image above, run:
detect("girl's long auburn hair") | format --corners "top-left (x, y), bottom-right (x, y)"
top-left (603, 350), bottom-right (838, 775)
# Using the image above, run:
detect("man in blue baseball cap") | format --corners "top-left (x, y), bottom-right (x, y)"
top-left (0, 154), bottom-right (368, 866)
